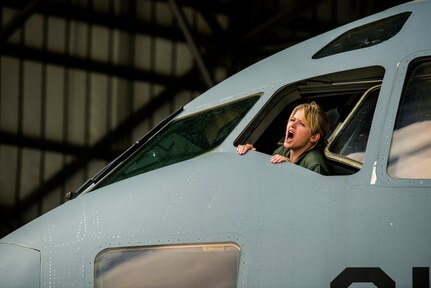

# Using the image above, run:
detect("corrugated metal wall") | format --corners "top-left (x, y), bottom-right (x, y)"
top-left (0, 0), bottom-right (222, 235)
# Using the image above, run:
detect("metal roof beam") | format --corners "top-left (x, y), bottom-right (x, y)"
top-left (0, 131), bottom-right (118, 161)
top-left (0, 43), bottom-right (185, 86)
top-left (1, 0), bottom-right (217, 43)
top-left (0, 0), bottom-right (41, 43)
top-left (168, 0), bottom-right (214, 88)
top-left (239, 0), bottom-right (329, 45)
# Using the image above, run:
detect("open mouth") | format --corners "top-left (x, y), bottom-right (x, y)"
top-left (287, 131), bottom-right (294, 139)
top-left (286, 131), bottom-right (294, 141)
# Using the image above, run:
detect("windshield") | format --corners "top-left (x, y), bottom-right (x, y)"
top-left (94, 95), bottom-right (260, 189)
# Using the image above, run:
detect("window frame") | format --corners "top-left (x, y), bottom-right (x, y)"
top-left (94, 242), bottom-right (241, 288)
top-left (235, 66), bottom-right (384, 176)
top-left (324, 85), bottom-right (381, 170)
top-left (377, 52), bottom-right (431, 186)
top-left (386, 57), bottom-right (431, 181)
top-left (91, 94), bottom-right (260, 190)
top-left (312, 12), bottom-right (411, 59)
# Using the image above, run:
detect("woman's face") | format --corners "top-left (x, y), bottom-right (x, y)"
top-left (283, 109), bottom-right (318, 152)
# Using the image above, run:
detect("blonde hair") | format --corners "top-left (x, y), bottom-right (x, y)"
top-left (289, 101), bottom-right (329, 148)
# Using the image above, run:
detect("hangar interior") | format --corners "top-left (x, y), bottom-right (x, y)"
top-left (0, 0), bottom-right (408, 237)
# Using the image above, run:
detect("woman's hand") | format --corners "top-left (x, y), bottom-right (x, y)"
top-left (271, 154), bottom-right (289, 163)
top-left (237, 144), bottom-right (256, 155)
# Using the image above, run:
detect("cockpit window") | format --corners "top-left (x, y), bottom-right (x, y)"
top-left (95, 95), bottom-right (259, 189)
top-left (312, 12), bottom-right (411, 59)
top-left (326, 86), bottom-right (380, 169)
top-left (235, 66), bottom-right (384, 175)
top-left (388, 58), bottom-right (431, 179)
top-left (94, 243), bottom-right (241, 288)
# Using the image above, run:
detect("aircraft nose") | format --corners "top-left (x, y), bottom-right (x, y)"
top-left (0, 243), bottom-right (40, 287)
